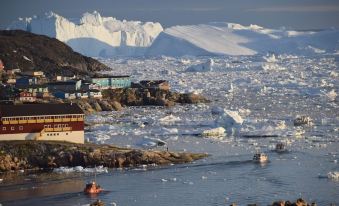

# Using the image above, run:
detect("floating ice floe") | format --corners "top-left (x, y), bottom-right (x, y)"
top-left (263, 54), bottom-right (278, 63)
top-left (324, 89), bottom-right (337, 102)
top-left (139, 137), bottom-right (167, 148)
top-left (216, 109), bottom-right (244, 136)
top-left (53, 165), bottom-right (108, 173)
top-left (159, 114), bottom-right (181, 124)
top-left (327, 171), bottom-right (339, 181)
top-left (185, 59), bottom-right (214, 72)
top-left (201, 127), bottom-right (226, 140)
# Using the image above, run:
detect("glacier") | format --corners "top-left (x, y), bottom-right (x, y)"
top-left (8, 11), bottom-right (163, 57)
top-left (147, 22), bottom-right (339, 56)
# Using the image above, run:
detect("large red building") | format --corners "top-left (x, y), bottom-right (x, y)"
top-left (0, 103), bottom-right (84, 143)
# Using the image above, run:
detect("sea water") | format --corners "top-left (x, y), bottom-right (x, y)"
top-left (0, 55), bottom-right (338, 205)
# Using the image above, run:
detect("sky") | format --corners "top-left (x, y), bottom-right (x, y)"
top-left (1, 0), bottom-right (339, 30)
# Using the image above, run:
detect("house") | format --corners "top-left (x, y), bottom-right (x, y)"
top-left (0, 59), bottom-right (4, 71)
top-left (6, 69), bottom-right (21, 75)
top-left (0, 103), bottom-right (84, 143)
top-left (139, 80), bottom-right (170, 91)
top-left (6, 78), bottom-right (16, 84)
top-left (92, 76), bottom-right (131, 89)
top-left (53, 91), bottom-right (77, 100)
top-left (16, 76), bottom-right (38, 86)
top-left (81, 82), bottom-right (101, 90)
top-left (47, 80), bottom-right (82, 92)
top-left (88, 90), bottom-right (102, 99)
top-left (17, 91), bottom-right (36, 102)
top-left (22, 71), bottom-right (45, 77)
top-left (56, 75), bottom-right (76, 82)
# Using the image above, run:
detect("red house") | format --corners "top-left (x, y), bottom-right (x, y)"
top-left (18, 91), bottom-right (36, 102)
top-left (0, 59), bottom-right (4, 71)
top-left (0, 103), bottom-right (84, 143)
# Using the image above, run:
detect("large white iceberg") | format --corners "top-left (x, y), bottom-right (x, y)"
top-left (185, 59), bottom-right (214, 72)
top-left (8, 11), bottom-right (163, 57)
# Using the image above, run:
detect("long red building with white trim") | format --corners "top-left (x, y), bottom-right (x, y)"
top-left (0, 103), bottom-right (84, 143)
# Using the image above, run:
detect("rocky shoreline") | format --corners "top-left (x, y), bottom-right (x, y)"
top-left (0, 141), bottom-right (208, 172)
top-left (34, 88), bottom-right (209, 114)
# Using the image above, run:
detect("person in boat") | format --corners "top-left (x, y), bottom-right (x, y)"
top-left (84, 181), bottom-right (102, 194)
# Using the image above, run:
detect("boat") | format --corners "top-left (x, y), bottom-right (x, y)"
top-left (253, 152), bottom-right (269, 163)
top-left (84, 166), bottom-right (103, 194)
top-left (84, 181), bottom-right (103, 194)
top-left (275, 143), bottom-right (286, 152)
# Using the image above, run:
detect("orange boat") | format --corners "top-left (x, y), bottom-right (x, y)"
top-left (84, 181), bottom-right (103, 194)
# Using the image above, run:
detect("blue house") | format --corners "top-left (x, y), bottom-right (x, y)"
top-left (47, 80), bottom-right (82, 92)
top-left (16, 76), bottom-right (38, 86)
top-left (92, 76), bottom-right (131, 89)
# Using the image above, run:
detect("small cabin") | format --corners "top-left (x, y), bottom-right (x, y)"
top-left (88, 90), bottom-right (102, 99)
top-left (22, 71), bottom-right (45, 77)
top-left (92, 76), bottom-right (131, 89)
top-left (6, 78), bottom-right (16, 84)
top-left (17, 91), bottom-right (36, 102)
top-left (0, 59), bottom-right (4, 71)
top-left (53, 91), bottom-right (77, 100)
top-left (0, 103), bottom-right (85, 144)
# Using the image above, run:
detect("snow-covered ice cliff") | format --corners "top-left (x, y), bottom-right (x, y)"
top-left (8, 11), bottom-right (163, 57)
top-left (9, 13), bottom-right (339, 57)
top-left (147, 22), bottom-right (339, 56)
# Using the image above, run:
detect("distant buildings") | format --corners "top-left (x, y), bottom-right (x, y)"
top-left (47, 79), bottom-right (82, 92)
top-left (139, 80), bottom-right (170, 91)
top-left (92, 76), bottom-right (131, 89)
top-left (0, 103), bottom-right (84, 144)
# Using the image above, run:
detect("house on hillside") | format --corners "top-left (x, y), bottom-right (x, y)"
top-left (16, 76), bottom-right (38, 86)
top-left (22, 71), bottom-right (45, 77)
top-left (92, 76), bottom-right (131, 89)
top-left (17, 91), bottom-right (36, 102)
top-left (0, 103), bottom-right (84, 144)
top-left (47, 80), bottom-right (82, 92)
top-left (56, 75), bottom-right (76, 82)
top-left (88, 90), bottom-right (102, 99)
top-left (0, 59), bottom-right (4, 71)
top-left (139, 80), bottom-right (170, 91)
top-left (6, 69), bottom-right (21, 75)
top-left (16, 84), bottom-right (49, 98)
top-left (6, 78), bottom-right (16, 84)
top-left (53, 91), bottom-right (77, 100)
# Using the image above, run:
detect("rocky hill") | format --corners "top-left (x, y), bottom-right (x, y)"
top-left (0, 30), bottom-right (110, 77)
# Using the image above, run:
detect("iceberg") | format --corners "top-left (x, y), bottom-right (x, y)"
top-left (8, 11), bottom-right (163, 57)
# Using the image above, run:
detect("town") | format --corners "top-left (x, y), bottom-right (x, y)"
top-left (0, 58), bottom-right (172, 144)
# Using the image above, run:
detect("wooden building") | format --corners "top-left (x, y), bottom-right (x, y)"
top-left (0, 103), bottom-right (84, 143)
top-left (92, 76), bottom-right (131, 89)
top-left (17, 91), bottom-right (36, 102)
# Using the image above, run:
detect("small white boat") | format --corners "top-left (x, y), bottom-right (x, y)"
top-left (253, 152), bottom-right (269, 163)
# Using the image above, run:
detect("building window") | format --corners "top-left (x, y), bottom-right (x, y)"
top-left (2, 127), bottom-right (6, 131)
top-left (11, 127), bottom-right (15, 131)
top-left (19, 126), bottom-right (23, 130)
top-left (66, 133), bottom-right (68, 135)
